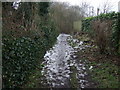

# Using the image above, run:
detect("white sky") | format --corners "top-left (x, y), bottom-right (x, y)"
top-left (55, 0), bottom-right (120, 12)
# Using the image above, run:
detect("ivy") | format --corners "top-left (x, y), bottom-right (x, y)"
top-left (3, 37), bottom-right (41, 88)
top-left (2, 2), bottom-right (59, 88)
top-left (2, 22), bottom-right (59, 88)
top-left (38, 2), bottom-right (50, 16)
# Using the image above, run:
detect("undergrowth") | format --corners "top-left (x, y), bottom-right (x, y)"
top-left (87, 61), bottom-right (119, 88)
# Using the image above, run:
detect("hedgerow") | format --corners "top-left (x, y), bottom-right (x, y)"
top-left (2, 2), bottom-right (59, 88)
top-left (82, 12), bottom-right (120, 54)
top-left (3, 37), bottom-right (40, 88)
top-left (2, 24), bottom-right (58, 88)
top-left (2, 23), bottom-right (58, 88)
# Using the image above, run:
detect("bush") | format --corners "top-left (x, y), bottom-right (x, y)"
top-left (92, 20), bottom-right (112, 54)
top-left (2, 23), bottom-right (58, 88)
top-left (2, 2), bottom-right (59, 88)
top-left (82, 12), bottom-right (120, 54)
top-left (3, 37), bottom-right (41, 88)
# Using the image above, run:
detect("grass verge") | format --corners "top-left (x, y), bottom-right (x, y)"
top-left (86, 60), bottom-right (119, 88)
top-left (74, 33), bottom-right (119, 88)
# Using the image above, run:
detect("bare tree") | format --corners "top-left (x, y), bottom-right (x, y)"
top-left (99, 0), bottom-right (114, 14)
top-left (79, 2), bottom-right (89, 17)
top-left (79, 1), bottom-right (94, 17)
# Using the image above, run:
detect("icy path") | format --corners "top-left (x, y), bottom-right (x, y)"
top-left (41, 34), bottom-right (91, 88)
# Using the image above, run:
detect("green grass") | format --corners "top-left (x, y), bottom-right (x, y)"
top-left (69, 41), bottom-right (77, 47)
top-left (70, 66), bottom-right (79, 88)
top-left (72, 33), bottom-right (119, 88)
top-left (87, 61), bottom-right (119, 88)
top-left (67, 39), bottom-right (78, 48)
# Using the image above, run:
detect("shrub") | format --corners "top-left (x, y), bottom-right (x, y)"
top-left (82, 12), bottom-right (120, 54)
top-left (92, 20), bottom-right (112, 54)
top-left (2, 24), bottom-right (58, 88)
top-left (3, 37), bottom-right (41, 88)
top-left (2, 2), bottom-right (59, 88)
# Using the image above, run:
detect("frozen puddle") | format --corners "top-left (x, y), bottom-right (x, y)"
top-left (41, 34), bottom-right (90, 88)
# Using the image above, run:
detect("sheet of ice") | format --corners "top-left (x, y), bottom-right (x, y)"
top-left (42, 34), bottom-right (74, 87)
top-left (41, 34), bottom-right (90, 88)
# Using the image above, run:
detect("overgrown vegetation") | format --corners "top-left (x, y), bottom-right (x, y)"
top-left (2, 2), bottom-right (59, 88)
top-left (88, 61), bottom-right (119, 88)
top-left (2, 1), bottom-right (119, 89)
top-left (75, 33), bottom-right (119, 88)
top-left (82, 12), bottom-right (120, 54)
top-left (70, 66), bottom-right (78, 88)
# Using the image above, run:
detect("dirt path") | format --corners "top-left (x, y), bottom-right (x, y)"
top-left (41, 34), bottom-right (94, 88)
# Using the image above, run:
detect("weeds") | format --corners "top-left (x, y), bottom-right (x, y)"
top-left (88, 61), bottom-right (119, 88)
top-left (75, 33), bottom-right (119, 88)
top-left (70, 66), bottom-right (78, 88)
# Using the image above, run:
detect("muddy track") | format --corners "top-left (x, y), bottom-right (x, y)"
top-left (41, 34), bottom-right (95, 89)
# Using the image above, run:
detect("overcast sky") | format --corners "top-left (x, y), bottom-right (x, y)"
top-left (55, 0), bottom-right (120, 12)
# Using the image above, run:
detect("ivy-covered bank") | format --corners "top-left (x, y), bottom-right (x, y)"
top-left (2, 2), bottom-right (59, 88)
top-left (82, 12), bottom-right (120, 54)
